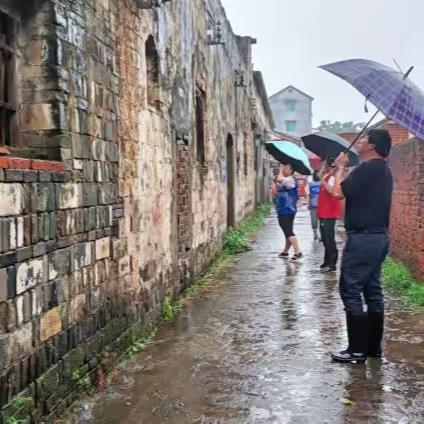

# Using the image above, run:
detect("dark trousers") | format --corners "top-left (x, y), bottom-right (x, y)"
top-left (340, 233), bottom-right (389, 314)
top-left (320, 218), bottom-right (338, 267)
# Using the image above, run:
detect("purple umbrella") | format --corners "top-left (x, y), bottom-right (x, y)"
top-left (320, 59), bottom-right (424, 146)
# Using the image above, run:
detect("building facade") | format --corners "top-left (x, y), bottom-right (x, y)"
top-left (269, 85), bottom-right (313, 137)
top-left (0, 0), bottom-right (274, 419)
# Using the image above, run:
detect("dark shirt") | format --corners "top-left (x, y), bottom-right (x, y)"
top-left (341, 159), bottom-right (393, 232)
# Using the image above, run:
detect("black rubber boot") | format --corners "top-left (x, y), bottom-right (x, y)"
top-left (331, 313), bottom-right (367, 364)
top-left (367, 311), bottom-right (384, 358)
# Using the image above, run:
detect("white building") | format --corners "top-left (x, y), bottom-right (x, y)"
top-left (269, 85), bottom-right (313, 137)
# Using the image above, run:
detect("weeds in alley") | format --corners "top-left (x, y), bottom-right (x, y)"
top-left (223, 203), bottom-right (271, 255)
top-left (4, 397), bottom-right (34, 424)
top-left (382, 258), bottom-right (424, 306)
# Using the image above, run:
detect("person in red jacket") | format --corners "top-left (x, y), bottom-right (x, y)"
top-left (317, 160), bottom-right (342, 272)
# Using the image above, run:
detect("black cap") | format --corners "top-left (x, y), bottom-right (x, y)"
top-left (368, 129), bottom-right (392, 158)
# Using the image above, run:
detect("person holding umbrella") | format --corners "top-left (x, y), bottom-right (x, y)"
top-left (329, 129), bottom-right (393, 364)
top-left (265, 140), bottom-right (312, 262)
top-left (273, 164), bottom-right (303, 262)
top-left (317, 159), bottom-right (342, 272)
top-left (318, 58), bottom-right (424, 364)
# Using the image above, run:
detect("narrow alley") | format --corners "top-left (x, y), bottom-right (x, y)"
top-left (71, 212), bottom-right (424, 423)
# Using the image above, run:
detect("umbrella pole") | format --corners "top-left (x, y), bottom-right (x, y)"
top-left (345, 109), bottom-right (380, 152)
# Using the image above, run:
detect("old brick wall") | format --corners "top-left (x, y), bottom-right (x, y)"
top-left (389, 138), bottom-right (424, 281)
top-left (0, 0), bottom-right (274, 418)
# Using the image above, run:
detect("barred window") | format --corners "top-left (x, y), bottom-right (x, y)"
top-left (195, 88), bottom-right (206, 163)
top-left (0, 11), bottom-right (18, 146)
top-left (145, 35), bottom-right (160, 109)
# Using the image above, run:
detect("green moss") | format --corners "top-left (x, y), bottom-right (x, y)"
top-left (382, 257), bottom-right (424, 306)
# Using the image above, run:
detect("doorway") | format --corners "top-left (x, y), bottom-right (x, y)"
top-left (226, 134), bottom-right (235, 228)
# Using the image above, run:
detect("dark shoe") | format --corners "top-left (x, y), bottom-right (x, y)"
top-left (289, 253), bottom-right (303, 262)
top-left (331, 349), bottom-right (366, 364)
top-left (279, 252), bottom-right (289, 258)
top-left (320, 263), bottom-right (328, 270)
top-left (322, 266), bottom-right (337, 273)
top-left (367, 311), bottom-right (384, 358)
top-left (331, 313), bottom-right (367, 364)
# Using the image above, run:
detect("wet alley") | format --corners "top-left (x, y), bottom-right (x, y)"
top-left (70, 211), bottom-right (424, 423)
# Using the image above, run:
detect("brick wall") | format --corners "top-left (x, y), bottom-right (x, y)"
top-left (389, 138), bottom-right (424, 281)
top-left (0, 0), bottom-right (274, 419)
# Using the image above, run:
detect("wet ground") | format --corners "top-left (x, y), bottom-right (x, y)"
top-left (70, 211), bottom-right (424, 423)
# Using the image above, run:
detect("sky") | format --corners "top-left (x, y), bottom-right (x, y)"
top-left (221, 0), bottom-right (424, 127)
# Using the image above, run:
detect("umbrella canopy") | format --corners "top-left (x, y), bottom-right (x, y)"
top-left (265, 141), bottom-right (312, 175)
top-left (320, 59), bottom-right (424, 140)
top-left (302, 131), bottom-right (359, 166)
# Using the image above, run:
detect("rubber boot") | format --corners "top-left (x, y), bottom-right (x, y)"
top-left (367, 311), bottom-right (384, 358)
top-left (331, 313), bottom-right (367, 364)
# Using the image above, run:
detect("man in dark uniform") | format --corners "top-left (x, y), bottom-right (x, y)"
top-left (329, 129), bottom-right (393, 364)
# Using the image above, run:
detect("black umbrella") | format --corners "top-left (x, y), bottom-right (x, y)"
top-left (301, 131), bottom-right (360, 166)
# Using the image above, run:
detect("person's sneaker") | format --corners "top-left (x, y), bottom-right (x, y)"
top-left (289, 253), bottom-right (303, 262)
top-left (320, 263), bottom-right (328, 270)
top-left (278, 252), bottom-right (289, 259)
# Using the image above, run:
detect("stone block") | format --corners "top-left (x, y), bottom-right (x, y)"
top-left (0, 268), bottom-right (7, 302)
top-left (16, 247), bottom-right (32, 263)
top-left (0, 252), bottom-right (17, 268)
top-left (0, 184), bottom-right (25, 217)
top-left (31, 214), bottom-right (39, 245)
top-left (48, 249), bottom-right (70, 280)
top-left (0, 323), bottom-right (32, 370)
top-left (57, 183), bottom-right (82, 209)
top-left (92, 139), bottom-right (106, 161)
top-left (16, 217), bottom-right (24, 249)
top-left (39, 171), bottom-right (52, 182)
top-left (72, 134), bottom-right (90, 159)
top-left (118, 256), bottom-right (130, 276)
top-left (71, 242), bottom-right (93, 272)
top-left (9, 219), bottom-right (16, 251)
top-left (98, 183), bottom-right (117, 205)
top-left (21, 104), bottom-right (55, 131)
top-left (68, 293), bottom-right (86, 323)
top-left (30, 183), bottom-right (56, 212)
top-left (32, 288), bottom-right (42, 317)
top-left (16, 295), bottom-right (24, 325)
top-left (7, 266), bottom-right (16, 298)
top-left (23, 292), bottom-right (31, 322)
top-left (16, 258), bottom-right (45, 295)
top-left (23, 170), bottom-right (39, 183)
top-left (112, 239), bottom-right (127, 259)
top-left (5, 169), bottom-right (24, 182)
top-left (40, 307), bottom-right (62, 342)
top-left (33, 242), bottom-right (47, 257)
top-left (82, 183), bottom-right (98, 207)
top-left (95, 237), bottom-right (110, 261)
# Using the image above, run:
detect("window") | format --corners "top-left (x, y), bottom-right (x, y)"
top-left (0, 11), bottom-right (17, 146)
top-left (286, 120), bottom-right (297, 133)
top-left (145, 35), bottom-right (160, 109)
top-left (286, 100), bottom-right (296, 112)
top-left (195, 88), bottom-right (206, 163)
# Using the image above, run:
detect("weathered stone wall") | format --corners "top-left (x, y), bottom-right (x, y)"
top-left (389, 138), bottom-right (424, 281)
top-left (0, 0), bottom-right (274, 419)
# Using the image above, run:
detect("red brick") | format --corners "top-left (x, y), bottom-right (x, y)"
top-left (8, 158), bottom-right (32, 169)
top-left (31, 160), bottom-right (65, 172)
top-left (0, 157), bottom-right (9, 168)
